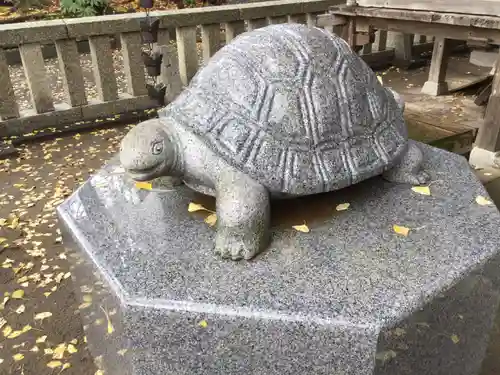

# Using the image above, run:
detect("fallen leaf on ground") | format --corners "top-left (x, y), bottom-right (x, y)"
top-left (67, 344), bottom-right (77, 354)
top-left (451, 334), bottom-right (460, 344)
top-left (292, 223), bottom-right (310, 233)
top-left (198, 320), bottom-right (208, 328)
top-left (36, 335), bottom-right (47, 343)
top-left (53, 343), bottom-right (66, 359)
top-left (11, 290), bottom-right (24, 299)
top-left (2, 325), bottom-right (12, 337)
top-left (0, 237), bottom-right (6, 244)
top-left (135, 181), bottom-right (152, 190)
top-left (62, 363), bottom-right (71, 371)
top-left (12, 353), bottom-right (24, 361)
top-left (336, 203), bottom-right (350, 211)
top-left (411, 186), bottom-right (431, 196)
top-left (47, 360), bottom-right (62, 368)
top-left (34, 311), bottom-right (53, 321)
top-left (393, 225), bottom-right (410, 237)
top-left (188, 202), bottom-right (212, 213)
top-left (204, 213), bottom-right (217, 227)
top-left (476, 195), bottom-right (493, 206)
top-left (15, 305), bottom-right (25, 314)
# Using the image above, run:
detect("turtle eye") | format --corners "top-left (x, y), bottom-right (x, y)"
top-left (151, 141), bottom-right (163, 155)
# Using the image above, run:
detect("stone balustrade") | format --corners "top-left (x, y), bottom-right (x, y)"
top-left (0, 0), bottom-right (434, 138)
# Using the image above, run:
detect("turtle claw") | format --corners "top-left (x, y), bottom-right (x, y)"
top-left (215, 229), bottom-right (260, 261)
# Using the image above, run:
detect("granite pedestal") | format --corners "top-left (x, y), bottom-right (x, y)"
top-left (57, 144), bottom-right (500, 375)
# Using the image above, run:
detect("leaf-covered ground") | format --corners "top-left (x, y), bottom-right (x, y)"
top-left (0, 126), bottom-right (130, 375)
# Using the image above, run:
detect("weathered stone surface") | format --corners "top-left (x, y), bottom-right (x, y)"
top-left (19, 43), bottom-right (55, 113)
top-left (58, 144), bottom-right (500, 375)
top-left (119, 23), bottom-right (428, 261)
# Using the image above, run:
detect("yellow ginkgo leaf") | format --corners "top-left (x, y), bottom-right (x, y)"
top-left (15, 305), bottom-right (25, 314)
top-left (411, 186), bottom-right (431, 196)
top-left (198, 320), bottom-right (208, 328)
top-left (204, 213), bottom-right (217, 227)
top-left (47, 360), bottom-right (62, 368)
top-left (336, 203), bottom-right (350, 211)
top-left (22, 325), bottom-right (32, 333)
top-left (62, 363), bottom-right (71, 371)
top-left (450, 334), bottom-right (460, 344)
top-left (53, 344), bottom-right (66, 359)
top-left (44, 348), bottom-right (54, 355)
top-left (393, 225), bottom-right (410, 237)
top-left (67, 344), bottom-right (77, 354)
top-left (135, 181), bottom-right (152, 190)
top-left (377, 75), bottom-right (383, 85)
top-left (95, 370), bottom-right (104, 375)
top-left (34, 312), bottom-right (53, 321)
top-left (11, 290), bottom-right (24, 299)
top-left (0, 237), bottom-right (6, 244)
top-left (36, 335), bottom-right (47, 343)
top-left (69, 339), bottom-right (78, 345)
top-left (8, 330), bottom-right (24, 339)
top-left (188, 202), bottom-right (207, 212)
top-left (12, 353), bottom-right (24, 361)
top-left (30, 346), bottom-right (39, 352)
top-left (78, 302), bottom-right (91, 310)
top-left (2, 325), bottom-right (12, 337)
top-left (117, 349), bottom-right (127, 356)
top-left (476, 195), bottom-right (493, 206)
top-left (292, 223), bottom-right (310, 233)
top-left (99, 306), bottom-right (114, 334)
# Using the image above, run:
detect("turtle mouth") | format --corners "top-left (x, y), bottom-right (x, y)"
top-left (125, 162), bottom-right (165, 182)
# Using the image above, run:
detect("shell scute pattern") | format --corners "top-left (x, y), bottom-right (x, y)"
top-left (168, 23), bottom-right (408, 194)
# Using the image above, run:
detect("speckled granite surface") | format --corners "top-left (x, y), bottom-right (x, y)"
top-left (58, 144), bottom-right (500, 375)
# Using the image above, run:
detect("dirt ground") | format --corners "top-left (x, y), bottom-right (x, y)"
top-left (0, 125), bottom-right (131, 375)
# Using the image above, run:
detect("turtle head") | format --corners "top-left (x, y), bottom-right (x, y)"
top-left (119, 118), bottom-right (183, 182)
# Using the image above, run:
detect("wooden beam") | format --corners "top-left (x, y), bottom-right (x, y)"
top-left (353, 0), bottom-right (500, 18)
top-left (475, 51), bottom-right (500, 152)
top-left (421, 37), bottom-right (452, 96)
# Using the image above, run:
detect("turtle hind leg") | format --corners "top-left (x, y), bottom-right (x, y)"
top-left (382, 141), bottom-right (430, 185)
top-left (214, 168), bottom-right (271, 261)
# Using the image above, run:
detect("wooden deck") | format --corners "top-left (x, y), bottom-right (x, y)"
top-left (380, 54), bottom-right (490, 154)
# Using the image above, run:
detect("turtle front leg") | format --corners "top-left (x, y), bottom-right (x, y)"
top-left (214, 168), bottom-right (271, 261)
top-left (382, 140), bottom-right (430, 185)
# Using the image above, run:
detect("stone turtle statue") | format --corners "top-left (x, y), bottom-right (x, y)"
top-left (119, 23), bottom-right (429, 261)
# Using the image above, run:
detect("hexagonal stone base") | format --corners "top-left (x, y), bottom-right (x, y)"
top-left (58, 144), bottom-right (500, 375)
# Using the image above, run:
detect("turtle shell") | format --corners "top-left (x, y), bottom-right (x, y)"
top-left (167, 23), bottom-right (408, 195)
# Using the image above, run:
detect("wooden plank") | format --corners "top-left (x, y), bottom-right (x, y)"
top-left (354, 0), bottom-right (500, 18)
top-left (421, 38), bottom-right (452, 95)
top-left (201, 23), bottom-right (222, 63)
top-left (267, 16), bottom-right (287, 24)
top-left (55, 39), bottom-right (87, 107)
top-left (0, 48), bottom-right (19, 120)
top-left (176, 26), bottom-right (198, 85)
top-left (288, 14), bottom-right (307, 24)
top-left (120, 32), bottom-right (148, 97)
top-left (89, 35), bottom-right (118, 102)
top-left (224, 20), bottom-right (245, 43)
top-left (475, 51), bottom-right (500, 152)
top-left (247, 18), bottom-right (268, 31)
top-left (352, 17), bottom-right (500, 44)
top-left (375, 30), bottom-right (387, 51)
top-left (19, 43), bottom-right (54, 113)
top-left (331, 6), bottom-right (500, 30)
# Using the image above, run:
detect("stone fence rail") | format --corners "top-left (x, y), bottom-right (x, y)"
top-left (0, 0), bottom-right (436, 138)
